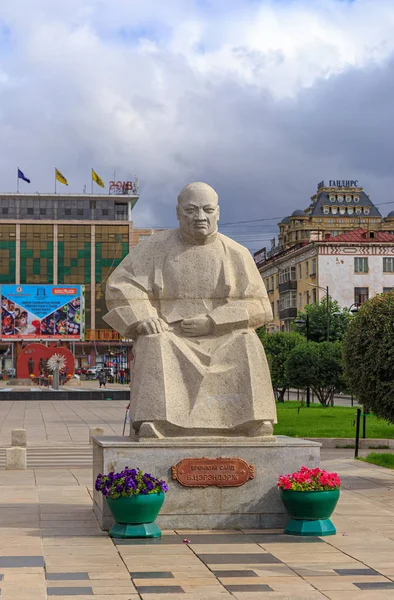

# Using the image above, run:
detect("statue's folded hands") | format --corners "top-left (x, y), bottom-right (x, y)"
top-left (136, 317), bottom-right (168, 336)
top-left (180, 315), bottom-right (213, 337)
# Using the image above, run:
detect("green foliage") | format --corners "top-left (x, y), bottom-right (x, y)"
top-left (293, 298), bottom-right (352, 343)
top-left (344, 292), bottom-right (394, 424)
top-left (258, 330), bottom-right (303, 401)
top-left (274, 402), bottom-right (394, 439)
top-left (285, 341), bottom-right (345, 406)
top-left (359, 452), bottom-right (394, 470)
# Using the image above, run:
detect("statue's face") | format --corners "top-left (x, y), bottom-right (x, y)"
top-left (177, 194), bottom-right (219, 241)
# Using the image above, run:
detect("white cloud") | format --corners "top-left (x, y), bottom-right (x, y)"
top-left (0, 0), bottom-right (394, 248)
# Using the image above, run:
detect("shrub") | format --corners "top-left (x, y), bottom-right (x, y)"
top-left (344, 292), bottom-right (394, 423)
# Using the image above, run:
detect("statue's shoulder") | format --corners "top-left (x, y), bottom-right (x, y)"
top-left (218, 233), bottom-right (251, 257)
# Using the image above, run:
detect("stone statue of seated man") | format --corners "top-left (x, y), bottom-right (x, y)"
top-left (104, 182), bottom-right (277, 440)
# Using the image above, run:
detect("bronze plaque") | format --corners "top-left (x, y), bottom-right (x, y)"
top-left (171, 457), bottom-right (254, 487)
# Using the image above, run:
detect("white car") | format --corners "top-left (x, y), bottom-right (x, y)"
top-left (86, 366), bottom-right (102, 378)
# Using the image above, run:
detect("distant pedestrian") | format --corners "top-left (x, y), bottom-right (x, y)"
top-left (119, 368), bottom-right (125, 384)
top-left (98, 370), bottom-right (106, 388)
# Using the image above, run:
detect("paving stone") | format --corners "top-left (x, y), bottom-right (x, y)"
top-left (135, 585), bottom-right (185, 593)
top-left (354, 582), bottom-right (394, 590)
top-left (46, 572), bottom-right (90, 580)
top-left (212, 570), bottom-right (259, 577)
top-left (115, 536), bottom-right (183, 546)
top-left (198, 554), bottom-right (282, 564)
top-left (334, 568), bottom-right (379, 576)
top-left (0, 556), bottom-right (44, 567)
top-left (224, 583), bottom-right (273, 591)
top-left (131, 572), bottom-right (174, 579)
top-left (47, 587), bottom-right (93, 595)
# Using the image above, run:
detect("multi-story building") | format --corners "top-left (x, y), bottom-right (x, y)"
top-left (255, 180), bottom-right (394, 331)
top-left (0, 190), bottom-right (156, 370)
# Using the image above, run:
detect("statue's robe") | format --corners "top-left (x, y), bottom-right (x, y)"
top-left (104, 230), bottom-right (277, 437)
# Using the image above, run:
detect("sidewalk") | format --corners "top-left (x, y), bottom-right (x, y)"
top-left (0, 451), bottom-right (393, 599)
top-left (0, 400), bottom-right (126, 447)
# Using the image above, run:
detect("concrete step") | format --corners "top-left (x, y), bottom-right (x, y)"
top-left (0, 446), bottom-right (93, 469)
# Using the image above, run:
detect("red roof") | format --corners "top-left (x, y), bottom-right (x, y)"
top-left (325, 228), bottom-right (394, 243)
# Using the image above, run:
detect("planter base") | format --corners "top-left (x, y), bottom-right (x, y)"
top-left (285, 518), bottom-right (336, 537)
top-left (109, 521), bottom-right (162, 539)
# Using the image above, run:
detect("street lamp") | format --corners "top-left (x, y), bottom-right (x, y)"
top-left (349, 303), bottom-right (360, 314)
top-left (309, 283), bottom-right (330, 341)
top-left (294, 314), bottom-right (311, 408)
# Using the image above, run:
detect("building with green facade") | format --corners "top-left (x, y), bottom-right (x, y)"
top-left (0, 192), bottom-right (155, 370)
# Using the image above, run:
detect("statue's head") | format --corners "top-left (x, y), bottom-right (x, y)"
top-left (176, 182), bottom-right (219, 242)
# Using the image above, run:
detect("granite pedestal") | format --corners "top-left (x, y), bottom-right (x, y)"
top-left (93, 436), bottom-right (320, 530)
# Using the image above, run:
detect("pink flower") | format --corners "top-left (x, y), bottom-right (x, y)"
top-left (277, 466), bottom-right (341, 491)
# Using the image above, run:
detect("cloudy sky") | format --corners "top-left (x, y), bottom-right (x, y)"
top-left (1, 0), bottom-right (394, 251)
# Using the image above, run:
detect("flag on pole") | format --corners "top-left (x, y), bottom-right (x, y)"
top-left (17, 168), bottom-right (30, 183)
top-left (92, 169), bottom-right (105, 188)
top-left (55, 168), bottom-right (68, 186)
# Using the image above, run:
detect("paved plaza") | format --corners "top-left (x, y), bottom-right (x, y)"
top-left (0, 451), bottom-right (391, 599)
top-left (0, 399), bottom-right (127, 447)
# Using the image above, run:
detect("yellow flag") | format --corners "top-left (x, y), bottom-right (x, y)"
top-left (92, 169), bottom-right (105, 188)
top-left (55, 168), bottom-right (68, 186)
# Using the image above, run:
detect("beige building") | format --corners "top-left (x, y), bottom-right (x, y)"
top-left (255, 180), bottom-right (394, 331)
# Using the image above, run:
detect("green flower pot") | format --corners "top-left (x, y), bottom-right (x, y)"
top-left (280, 489), bottom-right (340, 536)
top-left (107, 492), bottom-right (165, 539)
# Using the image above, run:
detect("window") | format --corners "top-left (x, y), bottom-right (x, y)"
top-left (102, 208), bottom-right (109, 216)
top-left (278, 266), bottom-right (296, 284)
top-left (383, 258), bottom-right (394, 273)
top-left (354, 287), bottom-right (369, 305)
top-left (77, 208), bottom-right (84, 216)
top-left (312, 288), bottom-right (317, 303)
top-left (65, 208), bottom-right (71, 216)
top-left (305, 290), bottom-right (310, 305)
top-left (354, 257), bottom-right (368, 273)
top-left (279, 291), bottom-right (297, 311)
top-left (2, 207), bottom-right (8, 214)
top-left (298, 293), bottom-right (302, 308)
top-left (311, 258), bottom-right (316, 275)
top-left (305, 261), bottom-right (309, 276)
top-left (271, 302), bottom-right (274, 318)
top-left (383, 287), bottom-right (394, 293)
top-left (298, 264), bottom-right (302, 279)
top-left (276, 300), bottom-right (280, 317)
top-left (27, 208), bottom-right (34, 215)
top-left (270, 276), bottom-right (274, 290)
top-left (39, 208), bottom-right (46, 215)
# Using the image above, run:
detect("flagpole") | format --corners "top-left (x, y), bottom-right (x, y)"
top-left (55, 168), bottom-right (57, 194)
top-left (17, 168), bottom-right (19, 194)
top-left (91, 169), bottom-right (93, 195)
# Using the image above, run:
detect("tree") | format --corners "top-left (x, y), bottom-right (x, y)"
top-left (285, 341), bottom-right (346, 406)
top-left (344, 292), bottom-right (394, 423)
top-left (293, 298), bottom-right (352, 343)
top-left (258, 330), bottom-right (304, 402)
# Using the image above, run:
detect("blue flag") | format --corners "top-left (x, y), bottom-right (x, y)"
top-left (17, 168), bottom-right (30, 183)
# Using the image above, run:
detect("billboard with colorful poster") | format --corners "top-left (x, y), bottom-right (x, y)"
top-left (0, 285), bottom-right (84, 340)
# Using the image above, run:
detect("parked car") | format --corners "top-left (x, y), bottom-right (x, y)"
top-left (75, 367), bottom-right (87, 375)
top-left (86, 366), bottom-right (102, 379)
